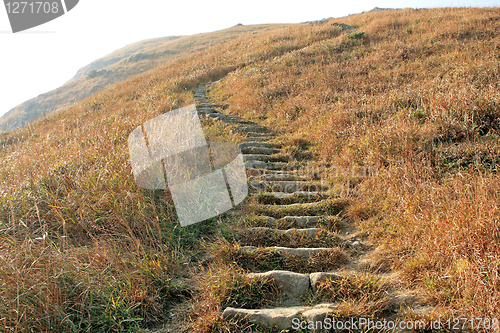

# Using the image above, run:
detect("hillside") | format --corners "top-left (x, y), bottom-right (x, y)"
top-left (1, 7), bottom-right (500, 332)
top-left (0, 23), bottom-right (289, 132)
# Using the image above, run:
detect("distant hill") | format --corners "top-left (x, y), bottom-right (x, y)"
top-left (0, 23), bottom-right (288, 132)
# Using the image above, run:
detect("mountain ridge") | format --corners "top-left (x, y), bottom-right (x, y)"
top-left (0, 23), bottom-right (289, 132)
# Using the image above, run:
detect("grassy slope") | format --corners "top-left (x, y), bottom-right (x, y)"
top-left (210, 7), bottom-right (500, 320)
top-left (0, 23), bottom-right (289, 132)
top-left (0, 7), bottom-right (500, 331)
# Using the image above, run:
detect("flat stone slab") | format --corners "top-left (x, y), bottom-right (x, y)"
top-left (278, 216), bottom-right (325, 226)
top-left (259, 216), bottom-right (277, 224)
top-left (252, 181), bottom-right (325, 193)
top-left (245, 136), bottom-right (275, 141)
top-left (272, 247), bottom-right (335, 257)
top-left (246, 162), bottom-right (293, 172)
top-left (245, 133), bottom-right (276, 139)
top-left (245, 161), bottom-right (268, 169)
top-left (196, 103), bottom-right (219, 108)
top-left (262, 200), bottom-right (327, 209)
top-left (284, 228), bottom-right (322, 237)
top-left (262, 173), bottom-right (301, 181)
top-left (246, 130), bottom-right (275, 134)
top-left (196, 109), bottom-right (217, 115)
top-left (243, 154), bottom-right (288, 162)
top-left (241, 146), bottom-right (279, 155)
top-left (247, 227), bottom-right (323, 238)
top-left (249, 181), bottom-right (267, 191)
top-left (223, 304), bottom-right (338, 330)
top-left (247, 172), bottom-right (308, 181)
top-left (232, 125), bottom-right (269, 133)
top-left (242, 246), bottom-right (336, 258)
top-left (258, 191), bottom-right (321, 200)
top-left (248, 270), bottom-right (310, 296)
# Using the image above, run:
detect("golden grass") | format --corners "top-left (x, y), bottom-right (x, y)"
top-left (208, 7), bottom-right (500, 320)
top-left (1, 6), bottom-right (500, 331)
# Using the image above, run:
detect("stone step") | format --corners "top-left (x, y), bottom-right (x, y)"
top-left (196, 103), bottom-right (220, 109)
top-left (239, 142), bottom-right (276, 149)
top-left (241, 146), bottom-right (279, 155)
top-left (261, 200), bottom-right (328, 209)
top-left (253, 192), bottom-right (325, 205)
top-left (245, 135), bottom-right (276, 141)
top-left (244, 134), bottom-right (276, 139)
top-left (246, 270), bottom-right (344, 296)
top-left (249, 181), bottom-right (326, 193)
top-left (246, 167), bottom-right (311, 178)
top-left (231, 125), bottom-right (269, 134)
top-left (245, 161), bottom-right (288, 171)
top-left (247, 172), bottom-right (302, 181)
top-left (261, 173), bottom-right (305, 181)
top-left (278, 216), bottom-right (326, 226)
top-left (254, 216), bottom-right (334, 230)
top-left (248, 270), bottom-right (311, 297)
top-left (243, 154), bottom-right (289, 163)
top-left (247, 227), bottom-right (323, 238)
top-left (245, 160), bottom-right (268, 169)
top-left (256, 198), bottom-right (348, 219)
top-left (244, 132), bottom-right (276, 137)
top-left (203, 112), bottom-right (223, 119)
top-left (196, 107), bottom-right (217, 113)
top-left (244, 131), bottom-right (275, 136)
top-left (205, 114), bottom-right (243, 124)
top-left (242, 245), bottom-right (337, 258)
top-left (223, 303), bottom-right (338, 331)
top-left (255, 191), bottom-right (321, 199)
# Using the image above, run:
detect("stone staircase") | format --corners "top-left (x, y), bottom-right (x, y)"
top-left (190, 85), bottom-right (421, 332)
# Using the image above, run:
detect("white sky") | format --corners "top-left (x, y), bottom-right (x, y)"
top-left (0, 0), bottom-right (499, 117)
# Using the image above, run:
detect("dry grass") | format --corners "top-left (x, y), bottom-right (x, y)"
top-left (252, 198), bottom-right (349, 219)
top-left (313, 274), bottom-right (393, 318)
top-left (189, 261), bottom-right (281, 332)
top-left (208, 7), bottom-right (500, 320)
top-left (232, 228), bottom-right (345, 248)
top-left (208, 239), bottom-right (348, 274)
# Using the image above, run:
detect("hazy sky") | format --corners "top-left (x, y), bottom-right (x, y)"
top-left (0, 0), bottom-right (499, 118)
